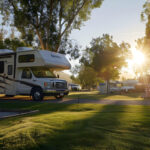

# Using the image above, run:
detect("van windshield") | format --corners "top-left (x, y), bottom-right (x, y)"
top-left (31, 68), bottom-right (56, 78)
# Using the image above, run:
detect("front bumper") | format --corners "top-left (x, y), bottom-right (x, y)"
top-left (43, 89), bottom-right (69, 96)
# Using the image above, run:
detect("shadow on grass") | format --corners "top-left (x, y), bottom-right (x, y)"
top-left (36, 105), bottom-right (150, 150)
top-left (111, 106), bottom-right (150, 150)
top-left (0, 104), bottom-right (126, 150)
top-left (1, 102), bottom-right (150, 150)
top-left (36, 105), bottom-right (127, 150)
top-left (120, 92), bottom-right (143, 98)
top-left (0, 102), bottom-right (77, 150)
top-left (0, 102), bottom-right (72, 134)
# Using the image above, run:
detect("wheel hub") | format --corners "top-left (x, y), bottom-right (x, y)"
top-left (34, 92), bottom-right (40, 100)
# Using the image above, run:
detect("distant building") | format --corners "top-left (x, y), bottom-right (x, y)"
top-left (99, 80), bottom-right (138, 94)
top-left (122, 79), bottom-right (138, 86)
top-left (99, 81), bottom-right (122, 94)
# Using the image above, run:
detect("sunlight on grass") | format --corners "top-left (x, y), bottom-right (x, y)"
top-left (67, 91), bottom-right (144, 101)
top-left (1, 102), bottom-right (150, 149)
top-left (68, 91), bottom-right (99, 96)
top-left (103, 95), bottom-right (143, 100)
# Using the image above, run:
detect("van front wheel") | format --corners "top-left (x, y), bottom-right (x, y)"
top-left (31, 88), bottom-right (43, 101)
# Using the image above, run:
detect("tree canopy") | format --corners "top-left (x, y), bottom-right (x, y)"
top-left (0, 0), bottom-right (104, 54)
top-left (71, 65), bottom-right (100, 89)
top-left (0, 29), bottom-right (26, 50)
top-left (71, 34), bottom-right (130, 90)
top-left (134, 0), bottom-right (150, 73)
top-left (81, 34), bottom-right (128, 81)
top-left (140, 0), bottom-right (150, 53)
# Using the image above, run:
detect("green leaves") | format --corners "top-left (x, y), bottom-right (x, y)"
top-left (0, 38), bottom-right (26, 50)
top-left (72, 34), bottom-right (129, 89)
top-left (81, 34), bottom-right (129, 81)
top-left (0, 0), bottom-right (104, 56)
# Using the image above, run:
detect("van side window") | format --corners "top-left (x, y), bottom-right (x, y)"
top-left (0, 61), bottom-right (4, 73)
top-left (21, 69), bottom-right (32, 79)
top-left (19, 54), bottom-right (35, 63)
top-left (8, 65), bottom-right (13, 75)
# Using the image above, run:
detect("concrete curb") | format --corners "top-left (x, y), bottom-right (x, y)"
top-left (0, 110), bottom-right (39, 119)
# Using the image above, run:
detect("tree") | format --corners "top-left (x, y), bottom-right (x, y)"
top-left (81, 34), bottom-right (128, 93)
top-left (134, 1), bottom-right (150, 74)
top-left (139, 1), bottom-right (150, 55)
top-left (119, 42), bottom-right (131, 59)
top-left (0, 28), bottom-right (27, 50)
top-left (0, 38), bottom-right (26, 50)
top-left (0, 0), bottom-right (104, 53)
top-left (141, 0), bottom-right (150, 42)
top-left (71, 65), bottom-right (100, 89)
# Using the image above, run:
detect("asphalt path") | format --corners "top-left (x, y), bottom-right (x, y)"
top-left (1, 96), bottom-right (150, 119)
top-left (60, 99), bottom-right (150, 105)
top-left (0, 95), bottom-right (150, 105)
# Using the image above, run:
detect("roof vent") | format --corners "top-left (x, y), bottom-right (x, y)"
top-left (16, 47), bottom-right (33, 52)
top-left (0, 49), bottom-right (14, 54)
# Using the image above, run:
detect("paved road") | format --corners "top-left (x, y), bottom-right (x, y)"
top-left (59, 99), bottom-right (150, 105)
top-left (1, 96), bottom-right (150, 118)
top-left (1, 96), bottom-right (150, 105)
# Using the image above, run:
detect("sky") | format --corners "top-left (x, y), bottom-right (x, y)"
top-left (0, 0), bottom-right (147, 76)
top-left (65, 0), bottom-right (146, 75)
top-left (70, 0), bottom-right (146, 49)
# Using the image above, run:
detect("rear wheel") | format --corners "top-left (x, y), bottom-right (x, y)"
top-left (31, 88), bottom-right (43, 101)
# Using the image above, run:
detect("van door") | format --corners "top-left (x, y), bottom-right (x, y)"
top-left (5, 56), bottom-right (16, 96)
top-left (0, 61), bottom-right (5, 94)
top-left (17, 68), bottom-right (33, 95)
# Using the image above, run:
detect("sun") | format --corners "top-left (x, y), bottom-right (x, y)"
top-left (120, 49), bottom-right (146, 79)
top-left (132, 49), bottom-right (145, 65)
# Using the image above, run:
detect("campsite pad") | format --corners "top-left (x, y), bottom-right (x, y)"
top-left (0, 110), bottom-right (39, 119)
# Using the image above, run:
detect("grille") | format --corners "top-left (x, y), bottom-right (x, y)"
top-left (55, 82), bottom-right (67, 89)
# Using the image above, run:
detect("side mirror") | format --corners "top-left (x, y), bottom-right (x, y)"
top-left (57, 74), bottom-right (59, 78)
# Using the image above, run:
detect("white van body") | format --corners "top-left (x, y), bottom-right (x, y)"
top-left (0, 47), bottom-right (71, 100)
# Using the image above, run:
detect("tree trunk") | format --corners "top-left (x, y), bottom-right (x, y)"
top-left (46, 42), bottom-right (49, 50)
top-left (55, 43), bottom-right (60, 52)
top-left (106, 80), bottom-right (110, 94)
top-left (36, 29), bottom-right (45, 50)
top-left (55, 35), bottom-right (61, 52)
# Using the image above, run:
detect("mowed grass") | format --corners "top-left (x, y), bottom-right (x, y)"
top-left (0, 101), bottom-right (150, 149)
top-left (67, 91), bottom-right (144, 100)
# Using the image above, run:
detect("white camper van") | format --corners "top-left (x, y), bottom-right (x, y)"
top-left (0, 47), bottom-right (71, 101)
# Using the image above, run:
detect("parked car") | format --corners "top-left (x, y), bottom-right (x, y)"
top-left (69, 84), bottom-right (81, 91)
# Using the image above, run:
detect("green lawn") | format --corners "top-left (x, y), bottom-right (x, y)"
top-left (67, 91), bottom-right (144, 100)
top-left (0, 101), bottom-right (150, 150)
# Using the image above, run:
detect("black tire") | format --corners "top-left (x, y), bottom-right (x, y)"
top-left (31, 87), bottom-right (44, 101)
top-left (55, 95), bottom-right (64, 100)
top-left (5, 95), bottom-right (14, 97)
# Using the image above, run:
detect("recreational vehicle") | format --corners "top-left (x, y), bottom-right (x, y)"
top-left (0, 47), bottom-right (71, 101)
